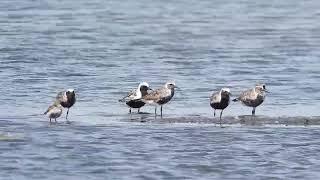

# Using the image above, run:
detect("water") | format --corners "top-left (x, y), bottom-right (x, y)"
top-left (0, 0), bottom-right (320, 179)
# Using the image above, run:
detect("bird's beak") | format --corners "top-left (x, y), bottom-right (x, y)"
top-left (174, 85), bottom-right (179, 89)
top-left (264, 89), bottom-right (269, 93)
top-left (148, 87), bottom-right (153, 91)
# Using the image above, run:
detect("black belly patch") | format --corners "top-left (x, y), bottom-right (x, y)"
top-left (126, 100), bottom-right (145, 108)
top-left (210, 102), bottom-right (228, 110)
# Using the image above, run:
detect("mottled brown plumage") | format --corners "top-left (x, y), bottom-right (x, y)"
top-left (142, 82), bottom-right (177, 117)
top-left (233, 84), bottom-right (267, 116)
top-left (44, 101), bottom-right (63, 123)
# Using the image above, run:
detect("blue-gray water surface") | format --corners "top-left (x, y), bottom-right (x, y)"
top-left (0, 0), bottom-right (320, 179)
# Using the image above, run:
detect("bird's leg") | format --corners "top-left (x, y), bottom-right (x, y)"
top-left (252, 107), bottom-right (256, 116)
top-left (154, 107), bottom-right (157, 117)
top-left (212, 109), bottom-right (216, 126)
top-left (251, 107), bottom-right (256, 121)
top-left (160, 106), bottom-right (163, 117)
top-left (66, 108), bottom-right (70, 120)
top-left (50, 118), bottom-right (51, 123)
top-left (138, 108), bottom-right (140, 113)
top-left (55, 118), bottom-right (57, 123)
top-left (220, 110), bottom-right (223, 127)
top-left (129, 108), bottom-right (133, 120)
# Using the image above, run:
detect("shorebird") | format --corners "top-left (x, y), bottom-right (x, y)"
top-left (56, 89), bottom-right (76, 120)
top-left (210, 88), bottom-right (231, 127)
top-left (44, 101), bottom-right (63, 123)
top-left (141, 81), bottom-right (177, 117)
top-left (233, 84), bottom-right (268, 117)
top-left (119, 82), bottom-right (152, 113)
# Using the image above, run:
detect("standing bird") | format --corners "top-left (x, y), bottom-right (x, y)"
top-left (44, 101), bottom-right (63, 123)
top-left (141, 82), bottom-right (177, 117)
top-left (233, 84), bottom-right (268, 117)
top-left (210, 88), bottom-right (231, 127)
top-left (119, 82), bottom-right (152, 113)
top-left (56, 89), bottom-right (76, 120)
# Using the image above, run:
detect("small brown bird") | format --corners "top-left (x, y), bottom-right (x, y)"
top-left (210, 88), bottom-right (231, 127)
top-left (44, 101), bottom-right (63, 123)
top-left (56, 89), bottom-right (76, 120)
top-left (141, 81), bottom-right (177, 117)
top-left (233, 84), bottom-right (268, 117)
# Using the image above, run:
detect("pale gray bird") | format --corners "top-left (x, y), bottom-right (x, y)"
top-left (119, 82), bottom-right (152, 113)
top-left (44, 101), bottom-right (63, 123)
top-left (210, 88), bottom-right (231, 126)
top-left (141, 81), bottom-right (177, 117)
top-left (233, 84), bottom-right (268, 117)
top-left (56, 89), bottom-right (76, 120)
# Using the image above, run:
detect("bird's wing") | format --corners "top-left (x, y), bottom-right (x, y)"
top-left (44, 104), bottom-right (55, 115)
top-left (143, 87), bottom-right (168, 102)
top-left (210, 92), bottom-right (220, 104)
top-left (238, 89), bottom-right (255, 101)
top-left (119, 89), bottom-right (136, 102)
top-left (56, 91), bottom-right (67, 103)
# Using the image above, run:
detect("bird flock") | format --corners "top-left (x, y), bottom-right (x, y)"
top-left (44, 83), bottom-right (267, 126)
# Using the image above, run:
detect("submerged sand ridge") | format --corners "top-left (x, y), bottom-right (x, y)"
top-left (124, 115), bottom-right (320, 126)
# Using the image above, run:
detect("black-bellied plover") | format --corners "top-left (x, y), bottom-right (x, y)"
top-left (56, 89), bottom-right (76, 120)
top-left (119, 82), bottom-right (152, 113)
top-left (44, 101), bottom-right (63, 123)
top-left (233, 84), bottom-right (268, 117)
top-left (210, 88), bottom-right (231, 126)
top-left (141, 81), bottom-right (177, 117)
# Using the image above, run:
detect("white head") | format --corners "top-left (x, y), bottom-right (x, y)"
top-left (65, 89), bottom-right (75, 97)
top-left (220, 88), bottom-right (231, 96)
top-left (221, 88), bottom-right (230, 93)
top-left (67, 89), bottom-right (75, 93)
top-left (136, 82), bottom-right (152, 98)
top-left (138, 82), bottom-right (150, 89)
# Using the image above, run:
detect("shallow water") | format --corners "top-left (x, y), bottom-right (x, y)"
top-left (0, 0), bottom-right (320, 179)
top-left (1, 119), bottom-right (320, 179)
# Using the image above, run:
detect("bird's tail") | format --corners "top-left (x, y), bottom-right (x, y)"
top-left (118, 98), bottom-right (126, 102)
top-left (232, 98), bottom-right (239, 102)
top-left (43, 110), bottom-right (48, 115)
